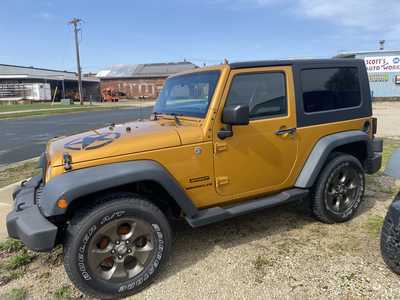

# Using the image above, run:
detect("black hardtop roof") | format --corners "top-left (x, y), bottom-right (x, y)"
top-left (229, 58), bottom-right (365, 69)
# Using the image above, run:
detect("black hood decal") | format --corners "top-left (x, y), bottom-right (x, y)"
top-left (64, 132), bottom-right (121, 151)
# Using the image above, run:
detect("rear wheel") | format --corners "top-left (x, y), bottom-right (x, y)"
top-left (63, 194), bottom-right (172, 299)
top-left (311, 153), bottom-right (365, 223)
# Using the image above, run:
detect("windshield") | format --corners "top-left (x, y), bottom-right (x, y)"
top-left (154, 70), bottom-right (221, 118)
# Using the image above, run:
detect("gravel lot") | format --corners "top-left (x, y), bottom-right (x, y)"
top-left (1, 102), bottom-right (400, 299)
top-left (373, 102), bottom-right (400, 138)
top-left (1, 175), bottom-right (399, 300)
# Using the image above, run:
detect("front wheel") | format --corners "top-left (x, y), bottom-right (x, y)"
top-left (311, 153), bottom-right (365, 223)
top-left (63, 194), bottom-right (172, 299)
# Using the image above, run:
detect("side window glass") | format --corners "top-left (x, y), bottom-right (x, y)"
top-left (226, 72), bottom-right (287, 119)
top-left (301, 67), bottom-right (361, 113)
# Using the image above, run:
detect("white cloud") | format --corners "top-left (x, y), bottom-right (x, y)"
top-left (206, 0), bottom-right (283, 10)
top-left (224, 0), bottom-right (400, 42)
top-left (296, 0), bottom-right (400, 32)
top-left (37, 12), bottom-right (54, 20)
top-left (223, 0), bottom-right (399, 31)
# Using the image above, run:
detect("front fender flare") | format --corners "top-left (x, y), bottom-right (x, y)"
top-left (40, 160), bottom-right (199, 218)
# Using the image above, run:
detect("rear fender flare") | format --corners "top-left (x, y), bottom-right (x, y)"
top-left (295, 130), bottom-right (369, 188)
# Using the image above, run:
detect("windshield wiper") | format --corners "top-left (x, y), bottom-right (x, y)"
top-left (168, 113), bottom-right (182, 126)
top-left (151, 111), bottom-right (162, 121)
top-left (152, 111), bottom-right (182, 125)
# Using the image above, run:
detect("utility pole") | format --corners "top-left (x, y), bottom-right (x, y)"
top-left (69, 17), bottom-right (84, 105)
top-left (379, 40), bottom-right (386, 51)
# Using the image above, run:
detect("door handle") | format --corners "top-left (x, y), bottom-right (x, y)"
top-left (275, 127), bottom-right (296, 136)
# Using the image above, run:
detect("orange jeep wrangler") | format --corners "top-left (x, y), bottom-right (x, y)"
top-left (7, 59), bottom-right (382, 298)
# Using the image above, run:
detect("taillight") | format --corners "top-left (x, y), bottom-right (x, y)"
top-left (372, 117), bottom-right (377, 135)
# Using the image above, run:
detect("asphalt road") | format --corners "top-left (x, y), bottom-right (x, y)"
top-left (1, 107), bottom-right (152, 167)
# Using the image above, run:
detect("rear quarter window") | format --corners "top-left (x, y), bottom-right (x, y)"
top-left (301, 67), bottom-right (361, 113)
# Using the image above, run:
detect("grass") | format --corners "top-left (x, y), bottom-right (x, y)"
top-left (54, 285), bottom-right (73, 300)
top-left (365, 138), bottom-right (400, 195)
top-left (0, 105), bottom-right (123, 120)
top-left (0, 239), bottom-right (24, 253)
top-left (0, 247), bottom-right (35, 286)
top-left (2, 287), bottom-right (28, 300)
top-left (0, 269), bottom-right (24, 286)
top-left (0, 160), bottom-right (40, 188)
top-left (2, 249), bottom-right (35, 270)
top-left (377, 184), bottom-right (395, 194)
top-left (40, 246), bottom-right (63, 267)
top-left (252, 254), bottom-right (276, 283)
top-left (365, 215), bottom-right (385, 238)
top-left (0, 103), bottom-right (66, 112)
top-left (0, 102), bottom-right (126, 112)
top-left (382, 138), bottom-right (400, 167)
top-left (253, 255), bottom-right (275, 271)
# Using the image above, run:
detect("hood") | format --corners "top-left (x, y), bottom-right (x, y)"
top-left (47, 119), bottom-right (202, 167)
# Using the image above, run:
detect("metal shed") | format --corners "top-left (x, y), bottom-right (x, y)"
top-left (0, 64), bottom-right (100, 102)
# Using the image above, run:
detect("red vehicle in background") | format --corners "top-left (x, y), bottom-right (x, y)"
top-left (101, 88), bottom-right (119, 102)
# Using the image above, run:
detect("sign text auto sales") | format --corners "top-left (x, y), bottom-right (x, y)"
top-left (364, 56), bottom-right (400, 73)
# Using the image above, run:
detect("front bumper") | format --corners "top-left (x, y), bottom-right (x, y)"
top-left (366, 138), bottom-right (383, 174)
top-left (6, 175), bottom-right (57, 252)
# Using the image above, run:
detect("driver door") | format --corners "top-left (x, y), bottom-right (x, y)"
top-left (214, 66), bottom-right (298, 197)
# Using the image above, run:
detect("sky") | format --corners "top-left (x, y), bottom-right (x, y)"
top-left (0, 0), bottom-right (399, 73)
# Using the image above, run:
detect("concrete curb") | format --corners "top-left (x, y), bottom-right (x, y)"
top-left (0, 181), bottom-right (21, 240)
top-left (0, 181), bottom-right (20, 195)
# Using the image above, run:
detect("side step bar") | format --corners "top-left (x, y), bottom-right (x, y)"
top-left (185, 188), bottom-right (309, 227)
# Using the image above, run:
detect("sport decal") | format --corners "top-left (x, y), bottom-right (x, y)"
top-left (64, 132), bottom-right (121, 150)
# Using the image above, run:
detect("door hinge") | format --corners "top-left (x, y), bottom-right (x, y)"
top-left (214, 142), bottom-right (227, 153)
top-left (216, 176), bottom-right (229, 187)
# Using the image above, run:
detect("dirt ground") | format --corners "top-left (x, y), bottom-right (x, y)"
top-left (1, 102), bottom-right (400, 299)
top-left (1, 174), bottom-right (399, 300)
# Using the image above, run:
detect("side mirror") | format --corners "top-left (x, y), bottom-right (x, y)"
top-left (218, 104), bottom-right (249, 140)
top-left (222, 104), bottom-right (249, 125)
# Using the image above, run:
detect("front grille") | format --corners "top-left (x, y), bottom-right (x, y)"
top-left (34, 182), bottom-right (45, 205)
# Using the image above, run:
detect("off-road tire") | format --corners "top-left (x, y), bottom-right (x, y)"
top-left (311, 153), bottom-right (365, 223)
top-left (381, 209), bottom-right (400, 274)
top-left (63, 193), bottom-right (172, 299)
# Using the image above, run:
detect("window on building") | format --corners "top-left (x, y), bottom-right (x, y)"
top-left (301, 67), bottom-right (361, 113)
top-left (225, 72), bottom-right (287, 119)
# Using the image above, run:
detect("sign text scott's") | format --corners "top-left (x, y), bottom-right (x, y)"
top-left (364, 56), bottom-right (400, 73)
